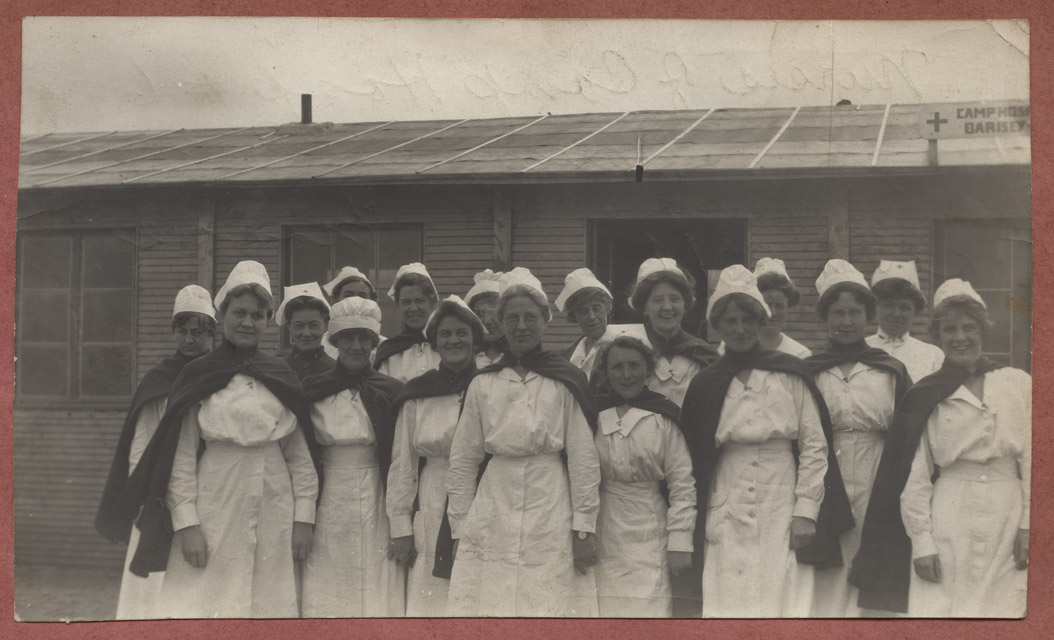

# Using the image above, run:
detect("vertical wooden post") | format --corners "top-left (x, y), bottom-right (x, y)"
top-left (493, 188), bottom-right (512, 271)
top-left (198, 196), bottom-right (216, 291)
top-left (828, 185), bottom-right (850, 260)
top-left (927, 139), bottom-right (939, 167)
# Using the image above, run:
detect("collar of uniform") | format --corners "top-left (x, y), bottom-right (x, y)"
top-left (600, 406), bottom-right (651, 436)
top-left (875, 329), bottom-right (907, 346)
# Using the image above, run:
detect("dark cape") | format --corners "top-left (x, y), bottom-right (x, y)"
top-left (646, 326), bottom-right (720, 369)
top-left (676, 345), bottom-right (856, 606)
top-left (432, 345), bottom-right (600, 579)
top-left (281, 345), bottom-right (337, 381)
top-left (374, 328), bottom-right (428, 371)
top-left (595, 386), bottom-right (682, 425)
top-left (848, 357), bottom-right (1006, 613)
top-left (97, 340), bottom-right (320, 577)
top-left (803, 340), bottom-right (913, 395)
top-left (95, 350), bottom-right (194, 543)
top-left (301, 360), bottom-right (405, 490)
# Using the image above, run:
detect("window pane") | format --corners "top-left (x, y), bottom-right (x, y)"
top-left (18, 344), bottom-right (69, 396)
top-left (83, 234), bottom-right (135, 288)
top-left (20, 290), bottom-right (69, 342)
top-left (334, 227), bottom-right (376, 277)
top-left (979, 290), bottom-right (1011, 354)
top-left (942, 222), bottom-right (1011, 289)
top-left (21, 236), bottom-right (71, 289)
top-left (81, 345), bottom-right (134, 396)
top-left (82, 290), bottom-right (134, 342)
top-left (289, 230), bottom-right (333, 285)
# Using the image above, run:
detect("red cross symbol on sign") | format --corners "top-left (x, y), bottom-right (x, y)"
top-left (926, 111), bottom-right (949, 133)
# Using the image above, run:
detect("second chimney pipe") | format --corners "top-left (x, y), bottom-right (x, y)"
top-left (301, 94), bottom-right (312, 124)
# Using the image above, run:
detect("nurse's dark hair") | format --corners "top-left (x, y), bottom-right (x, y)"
top-left (817, 282), bottom-right (876, 322)
top-left (393, 273), bottom-right (438, 304)
top-left (497, 284), bottom-right (552, 323)
top-left (218, 283), bottom-right (274, 320)
top-left (333, 276), bottom-right (377, 301)
top-left (171, 312), bottom-right (217, 335)
top-left (630, 267), bottom-right (696, 314)
top-left (871, 278), bottom-right (927, 313)
top-left (564, 287), bottom-right (613, 322)
top-left (468, 290), bottom-right (499, 313)
top-left (598, 335), bottom-right (656, 377)
top-left (756, 271), bottom-right (801, 307)
top-left (283, 295), bottom-right (331, 324)
top-left (708, 293), bottom-right (769, 330)
top-left (425, 300), bottom-right (485, 349)
top-left (928, 295), bottom-right (993, 343)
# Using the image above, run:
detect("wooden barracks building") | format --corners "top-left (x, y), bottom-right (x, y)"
top-left (15, 100), bottom-right (1031, 570)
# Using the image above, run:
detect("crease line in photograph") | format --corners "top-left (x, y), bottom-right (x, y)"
top-left (870, 103), bottom-right (892, 167)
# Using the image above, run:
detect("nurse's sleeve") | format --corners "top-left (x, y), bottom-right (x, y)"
top-left (789, 374), bottom-right (827, 521)
top-left (661, 416), bottom-right (697, 552)
top-left (280, 416), bottom-right (319, 525)
top-left (446, 379), bottom-right (487, 540)
top-left (386, 399), bottom-right (420, 539)
top-left (167, 407), bottom-right (202, 531)
top-left (563, 387), bottom-right (600, 534)
top-left (900, 429), bottom-right (937, 559)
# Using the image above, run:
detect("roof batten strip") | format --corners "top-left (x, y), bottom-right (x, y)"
top-left (418, 114), bottom-right (550, 173)
top-left (30, 128), bottom-right (252, 188)
top-left (522, 112), bottom-right (630, 172)
top-left (20, 133), bottom-right (53, 146)
top-left (870, 103), bottom-right (892, 167)
top-left (124, 132), bottom-right (292, 184)
top-left (20, 131), bottom-right (114, 157)
top-left (23, 129), bottom-right (183, 173)
top-left (641, 109), bottom-right (715, 166)
top-left (313, 119), bottom-right (469, 178)
top-left (215, 121), bottom-right (395, 180)
top-left (748, 106), bottom-right (801, 169)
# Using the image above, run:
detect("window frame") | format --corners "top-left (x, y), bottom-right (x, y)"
top-left (15, 228), bottom-right (139, 407)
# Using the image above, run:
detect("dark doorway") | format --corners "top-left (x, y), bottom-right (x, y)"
top-left (590, 219), bottom-right (747, 338)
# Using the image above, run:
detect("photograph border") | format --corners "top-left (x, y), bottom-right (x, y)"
top-left (1, 2), bottom-right (1050, 638)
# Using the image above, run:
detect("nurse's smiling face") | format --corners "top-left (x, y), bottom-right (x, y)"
top-left (336, 330), bottom-right (375, 372)
top-left (397, 284), bottom-right (436, 331)
top-left (938, 308), bottom-right (984, 371)
top-left (435, 314), bottom-right (475, 370)
top-left (645, 282), bottom-right (685, 338)
top-left (606, 345), bottom-right (648, 400)
top-left (288, 308), bottom-right (327, 353)
top-left (222, 293), bottom-right (269, 349)
top-left (825, 290), bottom-right (868, 345)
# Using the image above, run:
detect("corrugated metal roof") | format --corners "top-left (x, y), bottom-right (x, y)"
top-left (18, 103), bottom-right (1030, 190)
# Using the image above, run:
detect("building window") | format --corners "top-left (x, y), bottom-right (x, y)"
top-left (590, 219), bottom-right (747, 339)
top-left (934, 219), bottom-right (1031, 370)
top-left (16, 230), bottom-right (137, 401)
top-left (283, 225), bottom-right (423, 339)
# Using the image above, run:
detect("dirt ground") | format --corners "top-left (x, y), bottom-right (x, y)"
top-left (14, 564), bottom-right (122, 622)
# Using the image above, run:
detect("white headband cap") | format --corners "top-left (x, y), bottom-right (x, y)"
top-left (324, 266), bottom-right (374, 298)
top-left (328, 296), bottom-right (383, 338)
top-left (465, 269), bottom-right (503, 308)
top-left (554, 268), bottom-right (612, 313)
top-left (933, 278), bottom-right (986, 310)
top-left (815, 259), bottom-right (869, 298)
top-left (871, 259), bottom-right (921, 290)
top-left (753, 257), bottom-right (790, 280)
top-left (498, 266), bottom-right (548, 302)
top-left (214, 260), bottom-right (271, 310)
top-left (425, 294), bottom-right (486, 342)
top-left (173, 284), bottom-right (216, 321)
top-left (276, 282), bottom-right (331, 326)
top-left (706, 264), bottom-right (771, 321)
top-left (387, 262), bottom-right (437, 301)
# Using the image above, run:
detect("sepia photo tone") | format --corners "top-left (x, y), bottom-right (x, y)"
top-left (13, 18), bottom-right (1031, 620)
